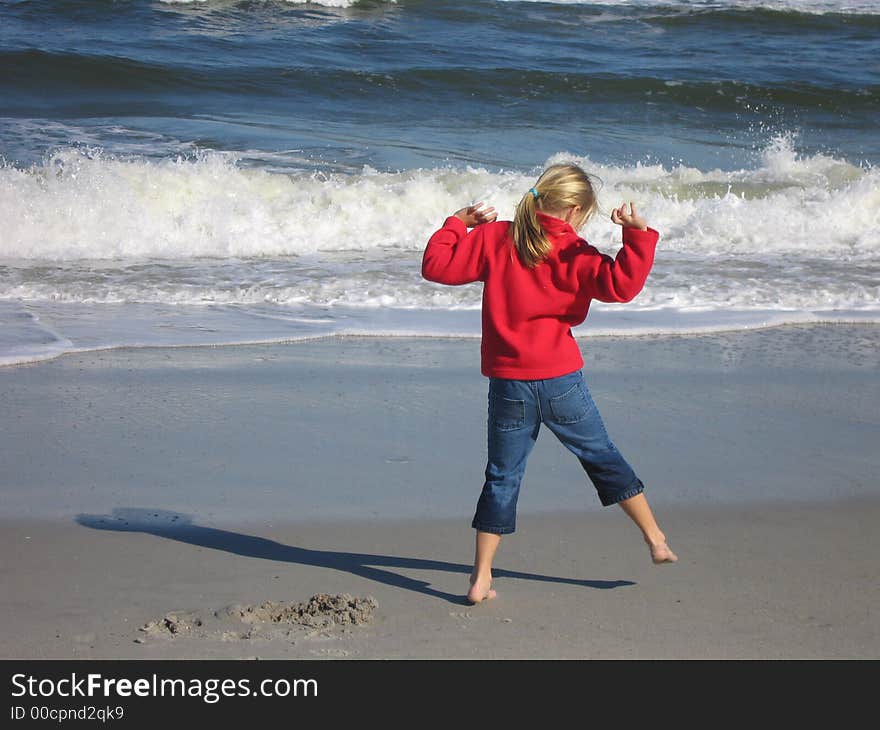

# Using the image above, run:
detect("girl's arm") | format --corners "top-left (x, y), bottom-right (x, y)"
top-left (587, 202), bottom-right (659, 303)
top-left (421, 203), bottom-right (496, 285)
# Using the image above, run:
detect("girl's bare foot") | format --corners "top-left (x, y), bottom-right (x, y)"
top-left (646, 537), bottom-right (678, 564)
top-left (467, 572), bottom-right (497, 604)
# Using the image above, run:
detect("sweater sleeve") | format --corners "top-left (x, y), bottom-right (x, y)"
top-left (585, 226), bottom-right (659, 303)
top-left (421, 216), bottom-right (487, 285)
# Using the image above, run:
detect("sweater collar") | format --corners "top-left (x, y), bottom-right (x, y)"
top-left (536, 211), bottom-right (580, 243)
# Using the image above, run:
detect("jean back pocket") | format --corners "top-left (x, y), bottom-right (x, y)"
top-left (548, 382), bottom-right (591, 424)
top-left (490, 394), bottom-right (525, 431)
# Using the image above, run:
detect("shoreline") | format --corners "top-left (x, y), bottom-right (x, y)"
top-left (6, 314), bottom-right (880, 361)
top-left (4, 301), bottom-right (878, 370)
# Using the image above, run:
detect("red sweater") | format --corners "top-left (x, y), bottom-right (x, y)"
top-left (422, 211), bottom-right (659, 379)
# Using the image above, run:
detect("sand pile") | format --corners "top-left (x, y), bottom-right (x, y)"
top-left (228, 593), bottom-right (378, 629)
top-left (138, 593), bottom-right (378, 643)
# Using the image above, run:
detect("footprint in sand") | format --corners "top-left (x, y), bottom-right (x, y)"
top-left (448, 611), bottom-right (475, 620)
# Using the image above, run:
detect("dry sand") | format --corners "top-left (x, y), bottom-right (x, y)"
top-left (1, 324), bottom-right (878, 658)
top-left (1, 501), bottom-right (878, 659)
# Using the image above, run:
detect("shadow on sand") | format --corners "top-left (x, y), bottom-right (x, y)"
top-left (76, 508), bottom-right (635, 606)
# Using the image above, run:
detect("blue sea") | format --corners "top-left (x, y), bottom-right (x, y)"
top-left (1, 0), bottom-right (878, 366)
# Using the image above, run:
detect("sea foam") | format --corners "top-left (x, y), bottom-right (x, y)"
top-left (1, 136), bottom-right (877, 366)
top-left (1, 135), bottom-right (876, 262)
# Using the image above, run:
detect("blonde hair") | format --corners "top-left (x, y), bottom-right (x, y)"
top-left (512, 163), bottom-right (598, 268)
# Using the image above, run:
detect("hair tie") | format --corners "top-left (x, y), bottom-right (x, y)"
top-left (529, 187), bottom-right (540, 200)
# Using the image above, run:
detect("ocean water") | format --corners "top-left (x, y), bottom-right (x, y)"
top-left (1, 0), bottom-right (878, 366)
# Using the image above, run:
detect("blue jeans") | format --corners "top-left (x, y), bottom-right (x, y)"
top-left (472, 370), bottom-right (645, 535)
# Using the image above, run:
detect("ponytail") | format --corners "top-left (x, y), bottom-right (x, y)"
top-left (511, 163), bottom-right (598, 268)
top-left (512, 187), bottom-right (552, 269)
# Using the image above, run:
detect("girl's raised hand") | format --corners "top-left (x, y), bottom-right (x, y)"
top-left (454, 202), bottom-right (498, 228)
top-left (611, 202), bottom-right (648, 231)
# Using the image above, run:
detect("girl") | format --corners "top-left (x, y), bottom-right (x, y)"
top-left (422, 163), bottom-right (677, 605)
